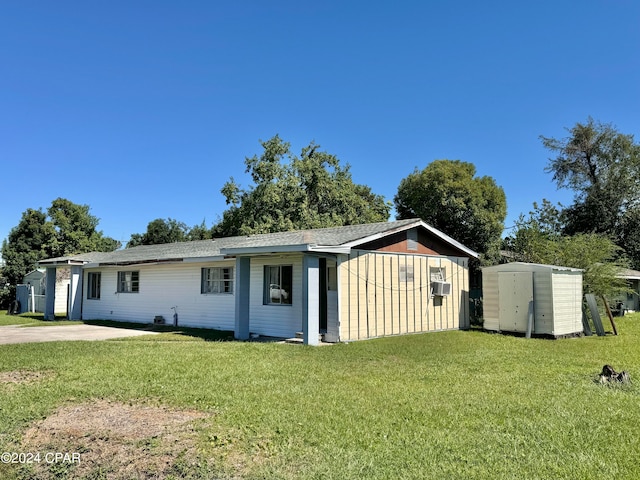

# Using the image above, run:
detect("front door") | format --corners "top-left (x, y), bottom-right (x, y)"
top-left (324, 259), bottom-right (339, 342)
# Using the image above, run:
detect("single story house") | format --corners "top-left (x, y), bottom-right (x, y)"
top-left (37, 219), bottom-right (477, 344)
top-left (616, 268), bottom-right (640, 313)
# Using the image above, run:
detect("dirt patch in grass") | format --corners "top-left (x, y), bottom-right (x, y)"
top-left (0, 370), bottom-right (54, 385)
top-left (17, 400), bottom-right (212, 479)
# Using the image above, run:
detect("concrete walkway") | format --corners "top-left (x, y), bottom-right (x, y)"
top-left (0, 324), bottom-right (159, 345)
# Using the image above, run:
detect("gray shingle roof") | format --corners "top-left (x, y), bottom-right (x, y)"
top-left (38, 219), bottom-right (476, 267)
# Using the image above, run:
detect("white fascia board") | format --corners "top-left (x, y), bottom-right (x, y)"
top-left (220, 244), bottom-right (312, 255)
top-left (340, 220), bottom-right (422, 249)
top-left (420, 221), bottom-right (479, 259)
top-left (342, 220), bottom-right (479, 259)
top-left (37, 259), bottom-right (87, 267)
top-left (183, 256), bottom-right (227, 263)
top-left (308, 245), bottom-right (352, 254)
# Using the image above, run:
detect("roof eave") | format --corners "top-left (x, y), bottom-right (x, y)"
top-left (220, 244), bottom-right (312, 255)
top-left (342, 219), bottom-right (479, 259)
top-left (37, 259), bottom-right (87, 267)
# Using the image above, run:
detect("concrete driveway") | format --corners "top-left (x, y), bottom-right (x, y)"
top-left (0, 324), bottom-right (159, 345)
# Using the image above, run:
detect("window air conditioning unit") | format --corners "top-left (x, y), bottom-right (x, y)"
top-left (431, 281), bottom-right (451, 296)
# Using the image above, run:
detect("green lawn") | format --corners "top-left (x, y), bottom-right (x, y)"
top-left (1, 312), bottom-right (639, 479)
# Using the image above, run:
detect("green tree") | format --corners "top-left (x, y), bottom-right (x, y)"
top-left (541, 117), bottom-right (640, 266)
top-left (1, 209), bottom-right (55, 288)
top-left (212, 135), bottom-right (390, 236)
top-left (47, 198), bottom-right (119, 257)
top-left (187, 220), bottom-right (213, 241)
top-left (126, 218), bottom-right (189, 247)
top-left (505, 210), bottom-right (628, 297)
top-left (394, 160), bottom-right (506, 259)
top-left (1, 199), bottom-right (119, 307)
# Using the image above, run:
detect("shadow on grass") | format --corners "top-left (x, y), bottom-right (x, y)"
top-left (15, 313), bottom-right (69, 321)
top-left (83, 319), bottom-right (235, 342)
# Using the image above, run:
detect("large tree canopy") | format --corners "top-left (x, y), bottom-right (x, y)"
top-left (542, 118), bottom-right (640, 232)
top-left (541, 117), bottom-right (640, 267)
top-left (1, 198), bottom-right (119, 290)
top-left (127, 218), bottom-right (214, 247)
top-left (394, 160), bottom-right (506, 259)
top-left (212, 135), bottom-right (390, 236)
top-left (127, 218), bottom-right (189, 247)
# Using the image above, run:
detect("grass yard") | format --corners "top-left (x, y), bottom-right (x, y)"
top-left (1, 313), bottom-right (639, 479)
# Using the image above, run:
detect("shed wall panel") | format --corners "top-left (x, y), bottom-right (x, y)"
top-left (532, 271), bottom-right (554, 335)
top-left (551, 273), bottom-right (583, 335)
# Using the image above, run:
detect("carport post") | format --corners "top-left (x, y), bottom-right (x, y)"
top-left (302, 255), bottom-right (320, 346)
top-left (68, 265), bottom-right (83, 320)
top-left (234, 256), bottom-right (251, 340)
top-left (44, 267), bottom-right (56, 320)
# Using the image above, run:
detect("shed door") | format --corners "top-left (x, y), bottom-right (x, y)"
top-left (498, 272), bottom-right (533, 332)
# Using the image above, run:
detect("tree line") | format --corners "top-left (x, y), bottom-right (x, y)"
top-left (2, 117), bottom-right (639, 307)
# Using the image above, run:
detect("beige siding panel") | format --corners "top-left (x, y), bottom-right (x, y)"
top-left (483, 271), bottom-right (500, 331)
top-left (532, 271), bottom-right (553, 334)
top-left (374, 254), bottom-right (386, 337)
top-left (54, 282), bottom-right (68, 314)
top-left (82, 262), bottom-right (236, 331)
top-left (338, 251), bottom-right (469, 341)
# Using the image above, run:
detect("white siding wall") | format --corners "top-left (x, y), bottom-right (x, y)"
top-left (82, 261), bottom-right (236, 331)
top-left (551, 272), bottom-right (583, 336)
top-left (54, 281), bottom-right (68, 314)
top-left (532, 270), bottom-right (554, 335)
top-left (248, 255), bottom-right (303, 338)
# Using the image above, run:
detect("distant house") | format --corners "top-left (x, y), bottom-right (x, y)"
top-left (617, 268), bottom-right (640, 313)
top-left (37, 219), bottom-right (477, 344)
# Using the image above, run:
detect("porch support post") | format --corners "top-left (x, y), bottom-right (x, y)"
top-left (302, 255), bottom-right (320, 345)
top-left (235, 256), bottom-right (250, 340)
top-left (44, 267), bottom-right (57, 320)
top-left (68, 265), bottom-right (83, 320)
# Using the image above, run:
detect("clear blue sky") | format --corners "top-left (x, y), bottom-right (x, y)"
top-left (2, 1), bottom-right (639, 248)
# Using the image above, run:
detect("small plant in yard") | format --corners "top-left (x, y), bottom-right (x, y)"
top-left (1, 312), bottom-right (640, 479)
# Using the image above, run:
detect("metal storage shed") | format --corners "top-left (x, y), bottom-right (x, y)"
top-left (482, 262), bottom-right (583, 337)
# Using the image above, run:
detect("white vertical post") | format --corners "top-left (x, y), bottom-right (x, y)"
top-left (68, 265), bottom-right (83, 320)
top-left (234, 257), bottom-right (251, 340)
top-left (44, 267), bottom-right (57, 320)
top-left (302, 255), bottom-right (320, 345)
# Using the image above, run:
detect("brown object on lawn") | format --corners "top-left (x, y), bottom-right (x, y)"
top-left (599, 364), bottom-right (630, 384)
top-left (601, 295), bottom-right (618, 335)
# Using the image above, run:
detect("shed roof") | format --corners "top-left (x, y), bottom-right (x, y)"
top-left (38, 218), bottom-right (478, 267)
top-left (482, 262), bottom-right (583, 273)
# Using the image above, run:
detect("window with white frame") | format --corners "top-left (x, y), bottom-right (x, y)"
top-left (430, 267), bottom-right (446, 282)
top-left (87, 272), bottom-right (101, 300)
top-left (264, 265), bottom-right (293, 305)
top-left (117, 271), bottom-right (139, 293)
top-left (201, 267), bottom-right (234, 294)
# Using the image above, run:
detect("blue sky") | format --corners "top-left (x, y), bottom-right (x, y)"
top-left (2, 1), bottom-right (639, 248)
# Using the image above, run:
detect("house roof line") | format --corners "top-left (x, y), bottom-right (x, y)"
top-left (36, 219), bottom-right (478, 267)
